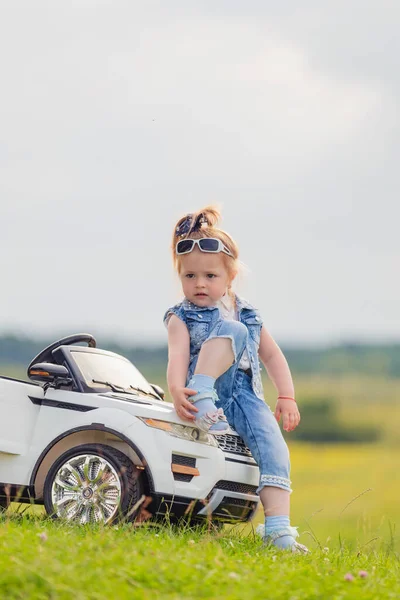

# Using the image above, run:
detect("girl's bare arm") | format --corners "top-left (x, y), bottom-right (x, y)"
top-left (258, 326), bottom-right (295, 397)
top-left (167, 315), bottom-right (198, 420)
top-left (258, 326), bottom-right (300, 432)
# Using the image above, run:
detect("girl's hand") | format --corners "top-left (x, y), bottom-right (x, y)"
top-left (171, 387), bottom-right (199, 421)
top-left (274, 399), bottom-right (300, 432)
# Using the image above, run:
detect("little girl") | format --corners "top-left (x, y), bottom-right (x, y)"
top-left (164, 206), bottom-right (308, 554)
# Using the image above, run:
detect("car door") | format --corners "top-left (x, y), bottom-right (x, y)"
top-left (0, 377), bottom-right (44, 455)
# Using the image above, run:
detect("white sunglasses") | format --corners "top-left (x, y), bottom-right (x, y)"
top-left (176, 237), bottom-right (233, 257)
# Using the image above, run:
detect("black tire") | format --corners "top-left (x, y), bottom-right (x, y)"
top-left (43, 443), bottom-right (143, 524)
top-left (0, 497), bottom-right (9, 512)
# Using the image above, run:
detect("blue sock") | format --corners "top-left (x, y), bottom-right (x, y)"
top-left (265, 515), bottom-right (296, 550)
top-left (187, 374), bottom-right (229, 433)
top-left (188, 374), bottom-right (216, 394)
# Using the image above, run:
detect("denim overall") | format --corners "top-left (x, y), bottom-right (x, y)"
top-left (164, 296), bottom-right (292, 494)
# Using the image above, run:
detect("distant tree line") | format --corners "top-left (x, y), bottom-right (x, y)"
top-left (0, 334), bottom-right (399, 378)
top-left (282, 397), bottom-right (380, 444)
top-left (0, 335), bottom-right (167, 371)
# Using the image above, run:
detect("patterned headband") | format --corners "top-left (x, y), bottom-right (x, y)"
top-left (175, 213), bottom-right (208, 238)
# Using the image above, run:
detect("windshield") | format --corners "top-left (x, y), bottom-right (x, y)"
top-left (71, 351), bottom-right (155, 394)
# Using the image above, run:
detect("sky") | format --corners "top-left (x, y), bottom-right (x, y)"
top-left (0, 1), bottom-right (399, 347)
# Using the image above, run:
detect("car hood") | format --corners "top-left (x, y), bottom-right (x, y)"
top-left (95, 391), bottom-right (187, 425)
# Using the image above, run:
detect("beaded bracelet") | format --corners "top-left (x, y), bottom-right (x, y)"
top-left (278, 396), bottom-right (296, 402)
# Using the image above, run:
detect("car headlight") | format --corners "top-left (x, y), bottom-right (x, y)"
top-left (137, 418), bottom-right (218, 447)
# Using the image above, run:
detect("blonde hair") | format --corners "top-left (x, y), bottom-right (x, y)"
top-left (171, 206), bottom-right (240, 291)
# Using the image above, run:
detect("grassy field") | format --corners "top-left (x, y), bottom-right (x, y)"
top-left (0, 513), bottom-right (398, 599)
top-left (0, 366), bottom-right (398, 597)
top-left (288, 443), bottom-right (398, 548)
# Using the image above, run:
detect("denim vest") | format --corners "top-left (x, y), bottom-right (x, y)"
top-left (163, 295), bottom-right (264, 400)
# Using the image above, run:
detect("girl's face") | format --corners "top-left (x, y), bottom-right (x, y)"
top-left (179, 249), bottom-right (234, 306)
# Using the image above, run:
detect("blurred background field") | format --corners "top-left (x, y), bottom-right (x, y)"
top-left (262, 373), bottom-right (399, 549)
top-left (1, 337), bottom-right (399, 551)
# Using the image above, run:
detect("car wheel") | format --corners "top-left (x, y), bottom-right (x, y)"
top-left (43, 444), bottom-right (143, 524)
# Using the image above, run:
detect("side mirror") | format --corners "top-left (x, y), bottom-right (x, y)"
top-left (150, 384), bottom-right (165, 400)
top-left (28, 363), bottom-right (71, 384)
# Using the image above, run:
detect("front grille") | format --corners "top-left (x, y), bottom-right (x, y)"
top-left (212, 496), bottom-right (258, 521)
top-left (221, 496), bottom-right (249, 506)
top-left (214, 480), bottom-right (258, 495)
top-left (216, 434), bottom-right (253, 457)
top-left (203, 480), bottom-right (259, 523)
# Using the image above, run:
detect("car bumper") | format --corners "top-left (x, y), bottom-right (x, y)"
top-left (150, 481), bottom-right (259, 523)
top-left (125, 420), bottom-right (260, 523)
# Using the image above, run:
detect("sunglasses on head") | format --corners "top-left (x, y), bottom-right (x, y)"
top-left (176, 237), bottom-right (233, 257)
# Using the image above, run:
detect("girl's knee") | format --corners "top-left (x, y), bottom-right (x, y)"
top-left (211, 321), bottom-right (248, 362)
top-left (215, 320), bottom-right (248, 348)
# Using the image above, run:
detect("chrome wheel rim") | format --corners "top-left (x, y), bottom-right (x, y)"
top-left (51, 454), bottom-right (122, 523)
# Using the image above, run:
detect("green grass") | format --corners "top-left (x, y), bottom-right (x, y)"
top-left (0, 514), bottom-right (398, 599)
top-left (290, 444), bottom-right (399, 543)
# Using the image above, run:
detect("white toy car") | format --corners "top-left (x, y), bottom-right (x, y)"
top-left (0, 334), bottom-right (260, 525)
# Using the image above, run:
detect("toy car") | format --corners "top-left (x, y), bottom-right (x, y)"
top-left (0, 334), bottom-right (260, 525)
